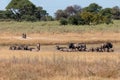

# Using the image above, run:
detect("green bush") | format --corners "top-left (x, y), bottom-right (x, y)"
top-left (60, 18), bottom-right (68, 25)
top-left (21, 15), bottom-right (37, 22)
top-left (68, 16), bottom-right (78, 25)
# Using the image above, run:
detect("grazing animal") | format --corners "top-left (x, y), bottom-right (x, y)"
top-left (77, 43), bottom-right (87, 51)
top-left (22, 33), bottom-right (27, 39)
top-left (68, 43), bottom-right (77, 50)
top-left (9, 44), bottom-right (40, 52)
top-left (95, 47), bottom-right (103, 52)
top-left (23, 45), bottom-right (29, 50)
top-left (101, 42), bottom-right (113, 52)
top-left (29, 48), bottom-right (36, 51)
top-left (56, 45), bottom-right (71, 52)
top-left (69, 43), bottom-right (87, 51)
top-left (9, 45), bottom-right (17, 50)
top-left (17, 45), bottom-right (24, 50)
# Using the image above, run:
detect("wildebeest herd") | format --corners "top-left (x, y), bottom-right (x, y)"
top-left (56, 42), bottom-right (114, 52)
top-left (9, 43), bottom-right (41, 51)
top-left (9, 42), bottom-right (114, 52)
top-left (9, 34), bottom-right (114, 52)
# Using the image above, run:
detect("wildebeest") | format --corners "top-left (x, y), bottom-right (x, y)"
top-left (68, 43), bottom-right (87, 51)
top-left (17, 45), bottom-right (29, 50)
top-left (22, 33), bottom-right (27, 39)
top-left (95, 47), bottom-right (103, 52)
top-left (56, 45), bottom-right (70, 52)
top-left (77, 43), bottom-right (87, 51)
top-left (9, 45), bottom-right (17, 50)
top-left (88, 42), bottom-right (114, 52)
top-left (9, 43), bottom-right (41, 52)
top-left (100, 42), bottom-right (113, 52)
top-left (68, 43), bottom-right (77, 50)
top-left (9, 44), bottom-right (29, 50)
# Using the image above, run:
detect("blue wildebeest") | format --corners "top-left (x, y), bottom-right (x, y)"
top-left (100, 42), bottom-right (114, 52)
top-left (68, 43), bottom-right (87, 51)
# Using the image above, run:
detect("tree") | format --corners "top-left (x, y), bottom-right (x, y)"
top-left (65, 6), bottom-right (75, 16)
top-left (21, 15), bottom-right (37, 21)
top-left (91, 13), bottom-right (102, 25)
top-left (55, 5), bottom-right (82, 20)
top-left (80, 12), bottom-right (93, 25)
top-left (65, 5), bottom-right (82, 16)
top-left (5, 0), bottom-right (50, 21)
top-left (112, 6), bottom-right (120, 20)
top-left (99, 8), bottom-right (113, 24)
top-left (0, 10), bottom-right (6, 19)
top-left (83, 3), bottom-right (102, 13)
top-left (55, 10), bottom-right (68, 20)
top-left (73, 5), bottom-right (82, 13)
top-left (6, 0), bottom-right (36, 21)
top-left (6, 0), bottom-right (34, 9)
top-left (100, 8), bottom-right (112, 16)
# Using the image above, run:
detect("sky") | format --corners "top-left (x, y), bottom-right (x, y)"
top-left (0, 0), bottom-right (120, 16)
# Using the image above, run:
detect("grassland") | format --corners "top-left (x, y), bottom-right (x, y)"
top-left (0, 20), bottom-right (120, 45)
top-left (0, 49), bottom-right (120, 80)
top-left (0, 20), bottom-right (120, 34)
top-left (0, 20), bottom-right (120, 80)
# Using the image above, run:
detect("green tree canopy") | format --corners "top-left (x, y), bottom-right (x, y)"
top-left (4, 0), bottom-right (52, 21)
top-left (6, 0), bottom-right (35, 9)
top-left (83, 3), bottom-right (102, 13)
top-left (112, 6), bottom-right (120, 20)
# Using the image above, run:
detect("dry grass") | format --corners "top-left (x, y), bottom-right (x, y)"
top-left (0, 20), bottom-right (120, 79)
top-left (0, 32), bottom-right (120, 45)
top-left (0, 49), bottom-right (120, 80)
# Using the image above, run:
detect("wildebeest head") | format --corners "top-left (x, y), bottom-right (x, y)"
top-left (69, 43), bottom-right (75, 49)
top-left (106, 42), bottom-right (113, 48)
top-left (56, 45), bottom-right (60, 50)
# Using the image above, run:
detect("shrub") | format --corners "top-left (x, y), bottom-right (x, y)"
top-left (60, 18), bottom-right (68, 25)
top-left (21, 15), bottom-right (37, 22)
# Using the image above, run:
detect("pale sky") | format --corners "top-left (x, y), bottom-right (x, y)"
top-left (0, 0), bottom-right (120, 16)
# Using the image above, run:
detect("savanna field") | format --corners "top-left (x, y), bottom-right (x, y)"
top-left (0, 20), bottom-right (120, 80)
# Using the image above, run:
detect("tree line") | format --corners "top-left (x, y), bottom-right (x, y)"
top-left (0, 0), bottom-right (120, 25)
top-left (55, 3), bottom-right (120, 25)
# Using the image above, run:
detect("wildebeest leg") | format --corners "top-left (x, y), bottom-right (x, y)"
top-left (107, 48), bottom-right (109, 52)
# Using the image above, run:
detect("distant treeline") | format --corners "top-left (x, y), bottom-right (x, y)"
top-left (0, 0), bottom-right (120, 25)
top-left (55, 3), bottom-right (120, 25)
